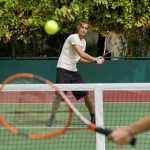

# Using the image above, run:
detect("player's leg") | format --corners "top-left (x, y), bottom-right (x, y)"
top-left (47, 68), bottom-right (70, 126)
top-left (83, 94), bottom-right (95, 123)
top-left (71, 71), bottom-right (95, 124)
top-left (47, 94), bottom-right (61, 126)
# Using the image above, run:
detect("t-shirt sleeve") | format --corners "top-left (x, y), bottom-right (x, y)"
top-left (69, 35), bottom-right (79, 46)
top-left (69, 35), bottom-right (86, 51)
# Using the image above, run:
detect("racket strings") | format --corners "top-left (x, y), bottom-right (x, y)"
top-left (103, 32), bottom-right (125, 56)
top-left (0, 75), bottom-right (72, 138)
top-left (0, 90), bottom-right (86, 137)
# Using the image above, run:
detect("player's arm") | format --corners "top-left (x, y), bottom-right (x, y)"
top-left (79, 57), bottom-right (92, 63)
top-left (127, 115), bottom-right (150, 135)
top-left (109, 115), bottom-right (150, 145)
top-left (72, 44), bottom-right (104, 64)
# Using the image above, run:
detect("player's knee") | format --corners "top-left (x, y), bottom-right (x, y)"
top-left (55, 95), bottom-right (63, 101)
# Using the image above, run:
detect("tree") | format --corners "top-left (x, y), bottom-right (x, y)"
top-left (0, 0), bottom-right (149, 58)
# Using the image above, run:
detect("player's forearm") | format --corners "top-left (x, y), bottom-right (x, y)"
top-left (80, 60), bottom-right (91, 64)
top-left (127, 116), bottom-right (150, 136)
top-left (73, 45), bottom-right (96, 62)
top-left (80, 57), bottom-right (94, 64)
top-left (79, 51), bottom-right (96, 62)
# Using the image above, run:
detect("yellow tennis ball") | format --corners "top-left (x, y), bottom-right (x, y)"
top-left (44, 20), bottom-right (59, 35)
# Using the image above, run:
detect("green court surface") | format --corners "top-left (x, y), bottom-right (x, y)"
top-left (104, 102), bottom-right (150, 150)
top-left (0, 102), bottom-right (150, 150)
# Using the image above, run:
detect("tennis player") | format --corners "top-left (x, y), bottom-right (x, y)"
top-left (47, 19), bottom-right (104, 126)
top-left (109, 115), bottom-right (150, 145)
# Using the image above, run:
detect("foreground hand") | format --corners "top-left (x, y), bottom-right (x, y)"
top-left (108, 127), bottom-right (133, 145)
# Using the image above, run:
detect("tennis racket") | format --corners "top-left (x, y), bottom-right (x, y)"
top-left (103, 32), bottom-right (122, 57)
top-left (0, 73), bottom-right (136, 145)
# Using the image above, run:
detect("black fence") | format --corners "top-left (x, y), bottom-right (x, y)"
top-left (0, 33), bottom-right (150, 60)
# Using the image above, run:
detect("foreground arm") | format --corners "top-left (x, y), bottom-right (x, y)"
top-left (108, 115), bottom-right (150, 145)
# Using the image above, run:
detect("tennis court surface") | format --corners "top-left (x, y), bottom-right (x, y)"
top-left (0, 83), bottom-right (150, 150)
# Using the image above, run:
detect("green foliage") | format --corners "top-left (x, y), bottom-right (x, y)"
top-left (0, 0), bottom-right (149, 57)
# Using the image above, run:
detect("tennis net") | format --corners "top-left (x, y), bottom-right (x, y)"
top-left (0, 83), bottom-right (150, 150)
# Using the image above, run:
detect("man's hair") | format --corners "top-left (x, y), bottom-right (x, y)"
top-left (77, 19), bottom-right (90, 31)
top-left (78, 19), bottom-right (90, 26)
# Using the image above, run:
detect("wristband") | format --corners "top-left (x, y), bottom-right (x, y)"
top-left (94, 59), bottom-right (97, 63)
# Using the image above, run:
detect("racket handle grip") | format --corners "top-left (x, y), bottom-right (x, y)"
top-left (130, 138), bottom-right (137, 146)
top-left (96, 127), bottom-right (111, 136)
top-left (96, 127), bottom-right (136, 146)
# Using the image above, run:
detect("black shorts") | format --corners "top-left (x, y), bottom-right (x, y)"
top-left (56, 68), bottom-right (89, 100)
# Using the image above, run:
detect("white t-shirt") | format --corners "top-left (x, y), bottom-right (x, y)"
top-left (57, 33), bottom-right (86, 71)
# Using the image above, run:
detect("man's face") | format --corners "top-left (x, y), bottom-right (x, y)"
top-left (78, 23), bottom-right (89, 37)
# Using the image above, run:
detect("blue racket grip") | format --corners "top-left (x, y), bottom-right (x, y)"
top-left (96, 127), bottom-right (136, 146)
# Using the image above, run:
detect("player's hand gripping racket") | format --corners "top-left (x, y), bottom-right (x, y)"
top-left (0, 73), bottom-right (136, 145)
top-left (102, 32), bottom-right (122, 57)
